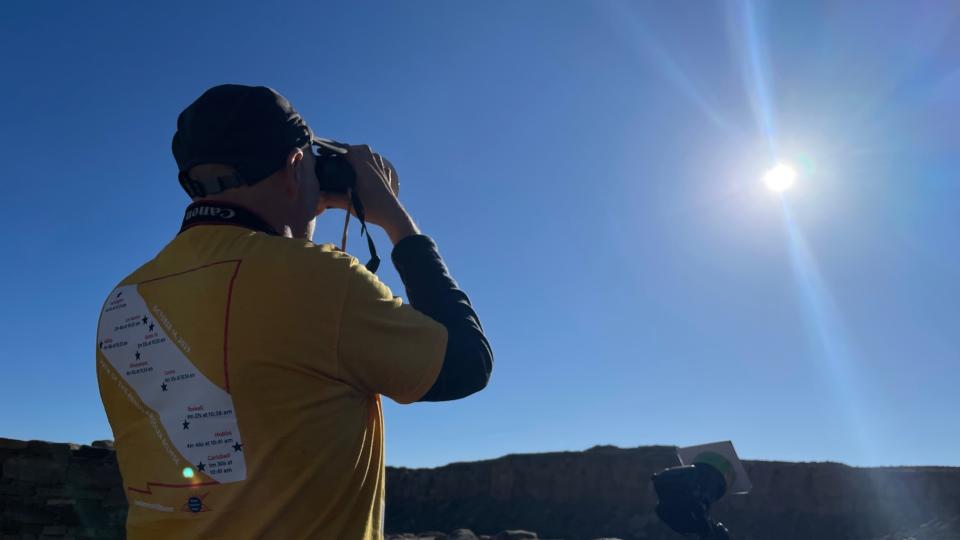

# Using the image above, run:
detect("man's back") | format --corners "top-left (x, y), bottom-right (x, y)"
top-left (96, 217), bottom-right (446, 539)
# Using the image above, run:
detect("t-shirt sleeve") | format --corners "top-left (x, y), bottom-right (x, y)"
top-left (336, 258), bottom-right (448, 404)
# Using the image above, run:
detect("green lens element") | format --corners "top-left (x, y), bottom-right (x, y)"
top-left (693, 451), bottom-right (735, 488)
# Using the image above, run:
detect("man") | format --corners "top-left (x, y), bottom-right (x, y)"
top-left (96, 84), bottom-right (493, 539)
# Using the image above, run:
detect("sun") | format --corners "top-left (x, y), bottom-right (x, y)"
top-left (763, 163), bottom-right (797, 192)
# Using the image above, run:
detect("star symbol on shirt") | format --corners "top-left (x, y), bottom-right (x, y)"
top-left (160, 383), bottom-right (167, 392)
top-left (182, 420), bottom-right (190, 430)
top-left (141, 316), bottom-right (148, 325)
top-left (232, 442), bottom-right (243, 452)
top-left (196, 462), bottom-right (205, 472)
top-left (135, 351), bottom-right (141, 360)
top-left (149, 323), bottom-right (155, 331)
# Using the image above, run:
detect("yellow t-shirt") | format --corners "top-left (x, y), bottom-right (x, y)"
top-left (96, 220), bottom-right (447, 539)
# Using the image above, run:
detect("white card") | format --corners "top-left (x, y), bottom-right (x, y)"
top-left (677, 440), bottom-right (752, 494)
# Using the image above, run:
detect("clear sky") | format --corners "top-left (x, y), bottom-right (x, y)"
top-left (1, 1), bottom-right (958, 468)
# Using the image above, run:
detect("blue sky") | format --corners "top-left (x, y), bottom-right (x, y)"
top-left (1, 1), bottom-right (958, 468)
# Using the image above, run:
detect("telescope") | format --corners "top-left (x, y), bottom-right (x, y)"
top-left (651, 441), bottom-right (751, 540)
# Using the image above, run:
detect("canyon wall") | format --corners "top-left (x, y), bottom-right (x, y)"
top-left (3, 438), bottom-right (959, 540)
top-left (386, 445), bottom-right (960, 539)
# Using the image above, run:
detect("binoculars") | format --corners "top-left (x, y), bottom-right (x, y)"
top-left (311, 139), bottom-right (397, 273)
top-left (311, 138), bottom-right (398, 197)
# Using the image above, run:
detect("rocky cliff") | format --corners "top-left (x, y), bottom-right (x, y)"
top-left (386, 445), bottom-right (960, 539)
top-left (3, 438), bottom-right (959, 540)
top-left (0, 438), bottom-right (125, 539)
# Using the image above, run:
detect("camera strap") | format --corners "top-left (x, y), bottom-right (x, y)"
top-left (341, 189), bottom-right (380, 274)
top-left (179, 201), bottom-right (280, 236)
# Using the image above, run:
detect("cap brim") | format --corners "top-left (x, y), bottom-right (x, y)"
top-left (311, 136), bottom-right (349, 154)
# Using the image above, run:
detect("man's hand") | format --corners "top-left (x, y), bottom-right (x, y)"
top-left (320, 144), bottom-right (420, 245)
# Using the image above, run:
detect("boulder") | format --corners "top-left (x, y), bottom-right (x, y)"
top-left (494, 531), bottom-right (538, 540)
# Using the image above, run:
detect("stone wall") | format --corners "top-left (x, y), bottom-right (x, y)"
top-left (3, 438), bottom-right (960, 540)
top-left (0, 438), bottom-right (126, 539)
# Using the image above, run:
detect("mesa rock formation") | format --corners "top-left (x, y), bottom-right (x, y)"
top-left (386, 445), bottom-right (960, 540)
top-left (1, 438), bottom-right (125, 539)
top-left (3, 437), bottom-right (959, 539)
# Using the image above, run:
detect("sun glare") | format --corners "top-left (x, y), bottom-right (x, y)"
top-left (763, 163), bottom-right (797, 192)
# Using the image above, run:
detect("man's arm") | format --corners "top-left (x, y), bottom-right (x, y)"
top-left (329, 144), bottom-right (493, 401)
top-left (391, 235), bottom-right (492, 401)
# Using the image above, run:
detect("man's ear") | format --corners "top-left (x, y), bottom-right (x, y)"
top-left (280, 147), bottom-right (305, 200)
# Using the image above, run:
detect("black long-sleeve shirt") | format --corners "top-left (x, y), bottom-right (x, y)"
top-left (390, 235), bottom-right (493, 401)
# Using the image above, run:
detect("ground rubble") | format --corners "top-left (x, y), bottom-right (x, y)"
top-left (385, 529), bottom-right (621, 540)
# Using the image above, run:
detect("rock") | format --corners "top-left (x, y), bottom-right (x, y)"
top-left (3, 455), bottom-right (67, 485)
top-left (386, 447), bottom-right (960, 540)
top-left (388, 532), bottom-right (447, 540)
top-left (0, 479), bottom-right (37, 497)
top-left (73, 445), bottom-right (111, 460)
top-left (0, 438), bottom-right (29, 450)
top-left (450, 530), bottom-right (480, 540)
top-left (871, 515), bottom-right (960, 540)
top-left (65, 462), bottom-right (120, 489)
top-left (3, 437), bottom-right (960, 540)
top-left (493, 531), bottom-right (538, 540)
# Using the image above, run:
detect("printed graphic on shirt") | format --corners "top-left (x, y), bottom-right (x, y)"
top-left (98, 284), bottom-right (247, 484)
top-left (182, 493), bottom-right (212, 513)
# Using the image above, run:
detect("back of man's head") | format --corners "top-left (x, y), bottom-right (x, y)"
top-left (172, 84), bottom-right (316, 196)
top-left (172, 84), bottom-right (323, 238)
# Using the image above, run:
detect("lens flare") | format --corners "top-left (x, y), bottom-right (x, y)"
top-left (763, 163), bottom-right (797, 192)
top-left (182, 467), bottom-right (195, 479)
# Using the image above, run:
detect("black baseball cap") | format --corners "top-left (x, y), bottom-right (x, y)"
top-left (172, 84), bottom-right (316, 198)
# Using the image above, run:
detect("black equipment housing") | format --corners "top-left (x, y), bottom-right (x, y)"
top-left (651, 463), bottom-right (732, 540)
top-left (311, 139), bottom-right (381, 273)
top-left (312, 139), bottom-right (357, 194)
